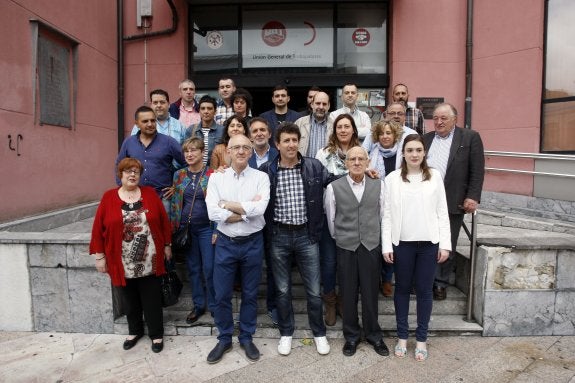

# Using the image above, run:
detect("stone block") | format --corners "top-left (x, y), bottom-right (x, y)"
top-left (553, 291), bottom-right (575, 335)
top-left (28, 244), bottom-right (67, 267)
top-left (482, 290), bottom-right (555, 336)
top-left (0, 244), bottom-right (33, 331)
top-left (472, 246), bottom-right (489, 326)
top-left (66, 244), bottom-right (92, 268)
top-left (501, 217), bottom-right (554, 232)
top-left (552, 224), bottom-right (575, 235)
top-left (489, 249), bottom-right (556, 289)
top-left (30, 267), bottom-right (72, 332)
top-left (556, 250), bottom-right (575, 289)
top-left (68, 269), bottom-right (113, 333)
top-left (476, 212), bottom-right (503, 226)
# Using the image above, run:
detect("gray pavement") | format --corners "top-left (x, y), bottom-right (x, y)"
top-left (1, 332), bottom-right (574, 382)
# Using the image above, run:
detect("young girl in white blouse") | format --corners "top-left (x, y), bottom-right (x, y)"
top-left (382, 134), bottom-right (451, 361)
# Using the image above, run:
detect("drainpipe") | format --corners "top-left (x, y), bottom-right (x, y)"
top-left (116, 0), bottom-right (179, 150)
top-left (464, 0), bottom-right (473, 130)
top-left (117, 0), bottom-right (124, 150)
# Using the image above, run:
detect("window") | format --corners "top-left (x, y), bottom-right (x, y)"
top-left (543, 0), bottom-right (575, 152)
top-left (190, 2), bottom-right (387, 76)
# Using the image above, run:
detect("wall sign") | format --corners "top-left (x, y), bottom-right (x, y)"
top-left (242, 9), bottom-right (334, 68)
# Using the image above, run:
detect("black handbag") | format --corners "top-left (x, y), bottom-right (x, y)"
top-left (161, 261), bottom-right (183, 307)
top-left (172, 225), bottom-right (191, 252)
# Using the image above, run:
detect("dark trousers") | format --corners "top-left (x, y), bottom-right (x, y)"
top-left (393, 241), bottom-right (438, 342)
top-left (263, 232), bottom-right (277, 312)
top-left (434, 213), bottom-right (464, 287)
top-left (213, 231), bottom-right (263, 345)
top-left (122, 274), bottom-right (164, 340)
top-left (337, 244), bottom-right (383, 344)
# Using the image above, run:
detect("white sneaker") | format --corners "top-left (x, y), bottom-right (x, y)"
top-left (314, 336), bottom-right (330, 355)
top-left (278, 336), bottom-right (292, 355)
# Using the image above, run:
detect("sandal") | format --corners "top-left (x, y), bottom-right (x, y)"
top-left (394, 344), bottom-right (407, 358)
top-left (414, 348), bottom-right (428, 362)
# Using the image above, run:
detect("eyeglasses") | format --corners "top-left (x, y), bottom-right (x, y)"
top-left (123, 169), bottom-right (141, 175)
top-left (386, 112), bottom-right (405, 116)
top-left (229, 145), bottom-right (252, 152)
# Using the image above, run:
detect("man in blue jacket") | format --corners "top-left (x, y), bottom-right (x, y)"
top-left (259, 85), bottom-right (301, 147)
top-left (259, 122), bottom-right (338, 357)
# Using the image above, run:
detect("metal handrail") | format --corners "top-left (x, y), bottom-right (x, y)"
top-left (485, 150), bottom-right (575, 161)
top-left (485, 150), bottom-right (575, 179)
top-left (461, 212), bottom-right (477, 322)
top-left (485, 167), bottom-right (575, 179)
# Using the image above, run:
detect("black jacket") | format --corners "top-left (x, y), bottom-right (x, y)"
top-left (259, 153), bottom-right (339, 243)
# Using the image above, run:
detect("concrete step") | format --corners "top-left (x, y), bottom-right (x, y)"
top-left (168, 284), bottom-right (467, 316)
top-left (114, 312), bottom-right (482, 338)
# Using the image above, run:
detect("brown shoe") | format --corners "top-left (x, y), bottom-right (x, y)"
top-left (433, 286), bottom-right (447, 300)
top-left (322, 291), bottom-right (337, 326)
top-left (381, 281), bottom-right (393, 297)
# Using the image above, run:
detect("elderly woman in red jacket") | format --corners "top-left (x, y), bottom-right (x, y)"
top-left (90, 157), bottom-right (172, 353)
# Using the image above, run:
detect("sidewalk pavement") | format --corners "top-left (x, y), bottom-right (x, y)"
top-left (1, 332), bottom-right (573, 382)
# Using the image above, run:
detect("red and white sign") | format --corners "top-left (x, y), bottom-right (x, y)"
top-left (242, 10), bottom-right (333, 68)
top-left (261, 21), bottom-right (287, 47)
top-left (352, 28), bottom-right (370, 47)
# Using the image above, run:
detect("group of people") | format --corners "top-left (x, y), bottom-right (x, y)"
top-left (89, 78), bottom-right (485, 364)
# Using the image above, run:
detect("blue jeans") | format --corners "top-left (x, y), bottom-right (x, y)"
top-left (213, 231), bottom-right (263, 345)
top-left (270, 225), bottom-right (326, 337)
top-left (184, 223), bottom-right (216, 314)
top-left (319, 215), bottom-right (337, 294)
top-left (393, 241), bottom-right (438, 342)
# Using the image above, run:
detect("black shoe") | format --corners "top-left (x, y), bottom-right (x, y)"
top-left (186, 308), bottom-right (205, 324)
top-left (207, 342), bottom-right (232, 364)
top-left (433, 286), bottom-right (447, 300)
top-left (151, 339), bottom-right (164, 353)
top-left (240, 341), bottom-right (260, 361)
top-left (369, 339), bottom-right (390, 356)
top-left (342, 340), bottom-right (359, 356)
top-left (122, 334), bottom-right (144, 350)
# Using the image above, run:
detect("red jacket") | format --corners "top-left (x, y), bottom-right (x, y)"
top-left (90, 186), bottom-right (171, 286)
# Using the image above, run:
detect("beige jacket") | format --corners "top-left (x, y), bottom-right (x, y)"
top-left (294, 114), bottom-right (334, 156)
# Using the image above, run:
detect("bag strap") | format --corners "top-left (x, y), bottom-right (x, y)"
top-left (184, 166), bottom-right (206, 226)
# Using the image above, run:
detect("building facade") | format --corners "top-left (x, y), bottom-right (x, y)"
top-left (1, 0), bottom-right (573, 222)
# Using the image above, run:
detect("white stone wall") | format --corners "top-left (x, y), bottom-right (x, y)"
top-left (0, 244), bottom-right (33, 331)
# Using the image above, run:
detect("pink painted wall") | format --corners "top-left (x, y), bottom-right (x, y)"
top-left (122, 0), bottom-right (188, 134)
top-left (472, 0), bottom-right (544, 195)
top-left (390, 0), bottom-right (468, 134)
top-left (0, 1), bottom-right (119, 222)
top-left (391, 0), bottom-right (545, 197)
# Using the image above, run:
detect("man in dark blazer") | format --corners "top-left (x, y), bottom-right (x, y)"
top-left (423, 103), bottom-right (485, 300)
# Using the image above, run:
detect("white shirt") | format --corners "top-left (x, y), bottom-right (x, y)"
top-left (330, 106), bottom-right (371, 139)
top-left (324, 175), bottom-right (385, 239)
top-left (426, 128), bottom-right (455, 180)
top-left (206, 166), bottom-right (270, 237)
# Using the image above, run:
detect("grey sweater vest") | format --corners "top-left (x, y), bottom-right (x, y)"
top-left (332, 176), bottom-right (381, 251)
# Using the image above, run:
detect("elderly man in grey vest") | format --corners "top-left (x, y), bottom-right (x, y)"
top-left (324, 146), bottom-right (389, 357)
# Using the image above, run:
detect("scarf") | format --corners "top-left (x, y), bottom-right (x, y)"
top-left (369, 142), bottom-right (399, 178)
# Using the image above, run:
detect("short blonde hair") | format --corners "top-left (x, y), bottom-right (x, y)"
top-left (371, 120), bottom-right (402, 146)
